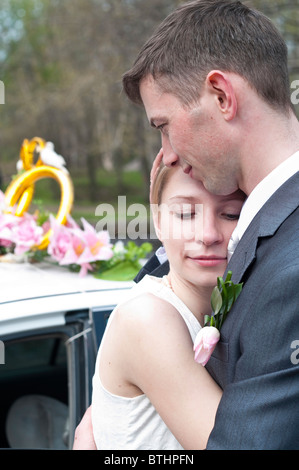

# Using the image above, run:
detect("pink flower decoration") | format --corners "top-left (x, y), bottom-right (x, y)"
top-left (49, 217), bottom-right (113, 276)
top-left (58, 231), bottom-right (86, 265)
top-left (1, 198), bottom-right (114, 277)
top-left (77, 218), bottom-right (113, 264)
top-left (1, 192), bottom-right (42, 252)
top-left (47, 215), bottom-right (73, 262)
top-left (0, 190), bottom-right (7, 212)
top-left (193, 326), bottom-right (220, 366)
top-left (0, 213), bottom-right (19, 247)
top-left (0, 213), bottom-right (19, 230)
top-left (12, 214), bottom-right (43, 255)
top-left (65, 214), bottom-right (79, 229)
top-left (48, 218), bottom-right (89, 276)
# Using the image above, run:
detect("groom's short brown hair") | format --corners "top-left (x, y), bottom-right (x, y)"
top-left (123, 0), bottom-right (292, 112)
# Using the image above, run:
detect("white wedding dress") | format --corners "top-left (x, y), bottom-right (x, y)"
top-left (91, 274), bottom-right (201, 450)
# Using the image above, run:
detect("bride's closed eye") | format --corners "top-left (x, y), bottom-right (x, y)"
top-left (222, 213), bottom-right (240, 221)
top-left (175, 212), bottom-right (196, 220)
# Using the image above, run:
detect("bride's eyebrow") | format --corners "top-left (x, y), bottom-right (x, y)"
top-left (168, 196), bottom-right (199, 202)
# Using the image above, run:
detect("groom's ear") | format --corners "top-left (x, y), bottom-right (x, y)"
top-left (206, 70), bottom-right (237, 121)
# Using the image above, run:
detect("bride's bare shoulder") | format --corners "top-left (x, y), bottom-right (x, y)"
top-left (114, 291), bottom-right (186, 333)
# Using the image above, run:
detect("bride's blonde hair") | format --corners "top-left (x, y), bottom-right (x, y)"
top-left (150, 163), bottom-right (175, 207)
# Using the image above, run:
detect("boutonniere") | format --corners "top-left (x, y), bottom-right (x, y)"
top-left (194, 271), bottom-right (243, 366)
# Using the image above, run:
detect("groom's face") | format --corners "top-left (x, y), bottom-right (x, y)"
top-left (140, 74), bottom-right (239, 196)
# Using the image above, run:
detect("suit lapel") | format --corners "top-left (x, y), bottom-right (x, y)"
top-left (226, 223), bottom-right (259, 284)
top-left (226, 171), bottom-right (299, 284)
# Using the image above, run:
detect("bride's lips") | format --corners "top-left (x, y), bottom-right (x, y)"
top-left (188, 256), bottom-right (227, 267)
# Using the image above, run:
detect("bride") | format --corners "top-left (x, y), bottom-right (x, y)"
top-left (74, 161), bottom-right (245, 450)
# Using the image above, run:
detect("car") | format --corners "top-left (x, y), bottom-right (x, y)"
top-left (0, 260), bottom-right (134, 450)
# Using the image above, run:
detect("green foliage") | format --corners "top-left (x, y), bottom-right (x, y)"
top-left (32, 199), bottom-right (50, 226)
top-left (94, 241), bottom-right (152, 281)
top-left (204, 271), bottom-right (243, 330)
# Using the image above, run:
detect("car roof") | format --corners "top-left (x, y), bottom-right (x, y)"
top-left (0, 262), bottom-right (134, 336)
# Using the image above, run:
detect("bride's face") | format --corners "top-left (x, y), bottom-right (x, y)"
top-left (155, 167), bottom-right (244, 289)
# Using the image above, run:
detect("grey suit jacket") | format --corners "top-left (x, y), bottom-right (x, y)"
top-left (206, 171), bottom-right (299, 449)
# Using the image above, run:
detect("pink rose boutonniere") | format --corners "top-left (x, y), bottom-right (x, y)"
top-left (194, 271), bottom-right (243, 366)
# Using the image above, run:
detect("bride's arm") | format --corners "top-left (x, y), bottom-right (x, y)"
top-left (118, 293), bottom-right (222, 450)
top-left (72, 406), bottom-right (96, 450)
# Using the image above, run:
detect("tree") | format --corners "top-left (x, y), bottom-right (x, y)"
top-left (0, 0), bottom-right (298, 200)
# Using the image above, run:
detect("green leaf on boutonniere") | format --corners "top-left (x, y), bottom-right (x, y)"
top-left (211, 285), bottom-right (223, 315)
top-left (205, 270), bottom-right (243, 330)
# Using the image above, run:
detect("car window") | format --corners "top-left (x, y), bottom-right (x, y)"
top-left (0, 335), bottom-right (69, 449)
top-left (2, 336), bottom-right (66, 372)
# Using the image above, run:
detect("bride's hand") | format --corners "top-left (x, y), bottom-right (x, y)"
top-left (73, 406), bottom-right (96, 450)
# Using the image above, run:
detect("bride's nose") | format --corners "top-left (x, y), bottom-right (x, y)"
top-left (196, 211), bottom-right (224, 246)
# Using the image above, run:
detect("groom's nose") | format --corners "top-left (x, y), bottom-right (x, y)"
top-left (162, 138), bottom-right (179, 167)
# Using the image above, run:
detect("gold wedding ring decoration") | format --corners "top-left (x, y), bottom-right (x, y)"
top-left (4, 137), bottom-right (74, 250)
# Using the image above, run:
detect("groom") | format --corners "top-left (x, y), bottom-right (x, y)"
top-left (123, 0), bottom-right (299, 449)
